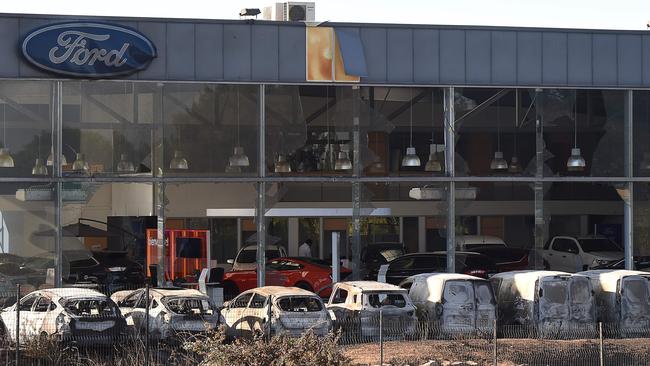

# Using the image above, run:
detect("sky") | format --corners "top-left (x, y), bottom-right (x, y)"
top-left (0, 0), bottom-right (649, 30)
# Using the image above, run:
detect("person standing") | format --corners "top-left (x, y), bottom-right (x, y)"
top-left (299, 238), bottom-right (313, 257)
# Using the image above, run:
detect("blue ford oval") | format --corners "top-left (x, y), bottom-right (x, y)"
top-left (22, 22), bottom-right (157, 78)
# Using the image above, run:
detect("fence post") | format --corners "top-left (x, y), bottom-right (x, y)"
top-left (145, 284), bottom-right (150, 366)
top-left (379, 308), bottom-right (383, 366)
top-left (493, 319), bottom-right (497, 366)
top-left (599, 322), bottom-right (604, 366)
top-left (15, 284), bottom-right (19, 366)
top-left (266, 296), bottom-right (272, 343)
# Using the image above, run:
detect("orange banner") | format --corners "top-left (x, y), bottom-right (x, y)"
top-left (306, 27), bottom-right (360, 82)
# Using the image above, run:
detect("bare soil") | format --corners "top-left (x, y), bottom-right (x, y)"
top-left (342, 338), bottom-right (650, 366)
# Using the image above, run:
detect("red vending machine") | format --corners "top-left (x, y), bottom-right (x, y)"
top-left (146, 229), bottom-right (210, 283)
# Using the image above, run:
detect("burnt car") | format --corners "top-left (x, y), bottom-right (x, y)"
top-left (399, 273), bottom-right (496, 337)
top-left (377, 252), bottom-right (497, 285)
top-left (221, 286), bottom-right (331, 338)
top-left (0, 288), bottom-right (126, 345)
top-left (361, 243), bottom-right (406, 280)
top-left (327, 281), bottom-right (417, 341)
top-left (112, 288), bottom-right (219, 341)
top-left (591, 257), bottom-right (650, 271)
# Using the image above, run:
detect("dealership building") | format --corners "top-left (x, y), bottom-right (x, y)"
top-left (0, 9), bottom-right (649, 289)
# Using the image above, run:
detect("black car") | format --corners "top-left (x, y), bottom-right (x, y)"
top-left (22, 250), bottom-right (145, 294)
top-left (592, 256), bottom-right (650, 271)
top-left (378, 251), bottom-right (497, 285)
top-left (361, 242), bottom-right (406, 280)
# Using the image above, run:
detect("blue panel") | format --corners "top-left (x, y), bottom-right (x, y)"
top-left (278, 25), bottom-right (305, 81)
top-left (136, 22), bottom-right (166, 80)
top-left (491, 31), bottom-right (517, 85)
top-left (0, 17), bottom-right (20, 77)
top-left (195, 23), bottom-right (223, 81)
top-left (593, 34), bottom-right (617, 86)
top-left (542, 32), bottom-right (567, 85)
top-left (167, 23), bottom-right (195, 80)
top-left (440, 30), bottom-right (465, 84)
top-left (617, 35), bottom-right (641, 86)
top-left (360, 28), bottom-right (386, 82)
top-left (18, 18), bottom-right (55, 77)
top-left (413, 29), bottom-right (439, 83)
top-left (334, 27), bottom-right (368, 77)
top-left (112, 21), bottom-right (139, 80)
top-left (465, 30), bottom-right (491, 84)
top-left (252, 24), bottom-right (279, 81)
top-left (517, 32), bottom-right (542, 85)
top-left (223, 24), bottom-right (251, 80)
top-left (387, 28), bottom-right (413, 82)
top-left (644, 35), bottom-right (650, 86)
top-left (568, 33), bottom-right (592, 85)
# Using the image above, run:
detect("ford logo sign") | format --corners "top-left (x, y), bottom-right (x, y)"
top-left (22, 22), bottom-right (157, 78)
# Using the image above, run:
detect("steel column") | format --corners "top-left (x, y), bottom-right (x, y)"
top-left (351, 85), bottom-right (361, 280)
top-left (444, 87), bottom-right (455, 273)
top-left (53, 81), bottom-right (63, 287)
top-left (257, 85), bottom-right (266, 287)
top-left (534, 89), bottom-right (545, 270)
top-left (624, 90), bottom-right (634, 270)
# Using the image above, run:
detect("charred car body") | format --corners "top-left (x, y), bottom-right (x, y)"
top-left (327, 281), bottom-right (417, 340)
top-left (221, 286), bottom-right (331, 338)
top-left (111, 288), bottom-right (219, 341)
top-left (578, 270), bottom-right (650, 337)
top-left (490, 271), bottom-right (596, 337)
top-left (399, 273), bottom-right (496, 337)
top-left (0, 288), bottom-right (126, 345)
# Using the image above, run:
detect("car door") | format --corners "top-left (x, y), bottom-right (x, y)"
top-left (327, 287), bottom-right (351, 321)
top-left (442, 280), bottom-right (476, 330)
top-left (17, 294), bottom-right (39, 339)
top-left (550, 239), bottom-right (581, 272)
top-left (31, 296), bottom-right (54, 336)
top-left (131, 292), bottom-right (153, 332)
top-left (118, 290), bottom-right (143, 329)
top-left (222, 292), bottom-right (253, 337)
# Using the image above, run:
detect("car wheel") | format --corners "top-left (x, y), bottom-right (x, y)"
top-left (294, 282), bottom-right (313, 292)
top-left (223, 281), bottom-right (239, 301)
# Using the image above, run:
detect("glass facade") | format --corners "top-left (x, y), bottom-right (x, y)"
top-left (0, 80), bottom-right (640, 290)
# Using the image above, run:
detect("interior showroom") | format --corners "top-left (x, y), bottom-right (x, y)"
top-left (0, 12), bottom-right (649, 302)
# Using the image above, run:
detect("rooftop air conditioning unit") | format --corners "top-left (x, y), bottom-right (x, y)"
top-left (263, 2), bottom-right (315, 21)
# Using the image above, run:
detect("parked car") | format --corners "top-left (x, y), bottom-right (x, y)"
top-left (0, 288), bottom-right (126, 345)
top-left (111, 287), bottom-right (219, 341)
top-left (456, 235), bottom-right (507, 251)
top-left (360, 243), bottom-right (406, 280)
top-left (327, 281), bottom-right (418, 340)
top-left (469, 246), bottom-right (533, 272)
top-left (227, 245), bottom-right (287, 271)
top-left (592, 256), bottom-right (650, 271)
top-left (542, 236), bottom-right (623, 272)
top-left (222, 257), bottom-right (351, 299)
top-left (578, 270), bottom-right (650, 337)
top-left (21, 250), bottom-right (145, 294)
top-left (377, 252), bottom-right (497, 285)
top-left (221, 286), bottom-right (331, 338)
top-left (490, 270), bottom-right (596, 337)
top-left (399, 273), bottom-right (496, 336)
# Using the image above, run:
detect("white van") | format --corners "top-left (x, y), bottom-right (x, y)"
top-left (490, 270), bottom-right (596, 337)
top-left (578, 270), bottom-right (650, 337)
top-left (399, 273), bottom-right (496, 337)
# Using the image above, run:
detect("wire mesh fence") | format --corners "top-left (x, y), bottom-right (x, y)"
top-left (0, 284), bottom-right (649, 365)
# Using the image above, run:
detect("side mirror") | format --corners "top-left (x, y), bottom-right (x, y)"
top-left (226, 259), bottom-right (234, 265)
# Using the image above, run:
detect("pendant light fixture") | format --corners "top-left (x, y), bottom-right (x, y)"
top-left (228, 88), bottom-right (250, 167)
top-left (117, 153), bottom-right (136, 173)
top-left (490, 97), bottom-right (508, 171)
top-left (46, 149), bottom-right (67, 167)
top-left (32, 134), bottom-right (47, 176)
top-left (401, 88), bottom-right (421, 167)
top-left (425, 90), bottom-right (442, 172)
top-left (508, 91), bottom-right (522, 174)
top-left (566, 90), bottom-right (586, 172)
top-left (169, 150), bottom-right (189, 170)
top-left (274, 153), bottom-right (291, 173)
top-left (0, 104), bottom-right (14, 168)
top-left (72, 153), bottom-right (89, 172)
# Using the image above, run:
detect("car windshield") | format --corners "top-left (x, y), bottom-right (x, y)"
top-left (623, 278), bottom-right (650, 304)
top-left (62, 298), bottom-right (118, 317)
top-left (377, 249), bottom-right (404, 263)
top-left (238, 249), bottom-right (281, 264)
top-left (366, 292), bottom-right (407, 308)
top-left (277, 296), bottom-right (323, 312)
top-left (542, 280), bottom-right (568, 304)
top-left (444, 281), bottom-right (473, 304)
top-left (163, 297), bottom-right (214, 315)
top-left (570, 277), bottom-right (591, 304)
top-left (578, 238), bottom-right (621, 253)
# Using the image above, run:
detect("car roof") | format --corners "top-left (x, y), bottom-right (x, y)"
top-left (248, 286), bottom-right (318, 297)
top-left (405, 273), bottom-right (485, 283)
top-left (113, 287), bottom-right (208, 300)
top-left (336, 281), bottom-right (406, 292)
top-left (240, 245), bottom-right (284, 251)
top-left (455, 235), bottom-right (505, 244)
top-left (490, 270), bottom-right (571, 281)
top-left (39, 287), bottom-right (106, 299)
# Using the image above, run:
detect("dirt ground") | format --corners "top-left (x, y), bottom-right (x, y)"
top-left (342, 338), bottom-right (650, 366)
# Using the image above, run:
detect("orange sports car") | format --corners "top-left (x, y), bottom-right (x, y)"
top-left (222, 257), bottom-right (352, 299)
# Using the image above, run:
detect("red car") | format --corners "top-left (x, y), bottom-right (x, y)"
top-left (222, 257), bottom-right (351, 298)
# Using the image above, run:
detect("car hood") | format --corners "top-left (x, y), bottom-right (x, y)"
top-left (587, 251), bottom-right (624, 260)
